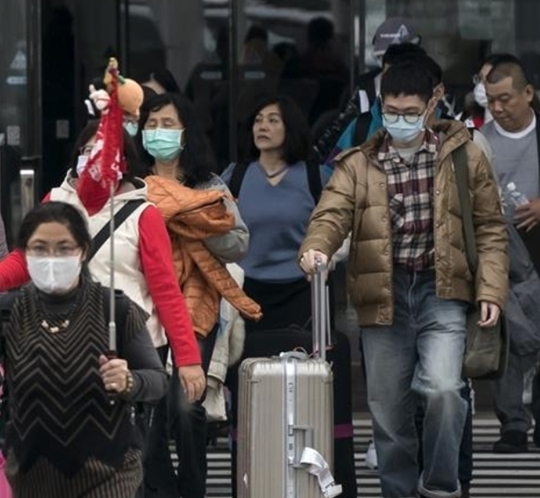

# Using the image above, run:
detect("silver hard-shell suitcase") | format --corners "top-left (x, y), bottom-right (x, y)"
top-left (237, 261), bottom-right (342, 498)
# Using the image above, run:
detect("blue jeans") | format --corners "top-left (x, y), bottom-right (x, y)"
top-left (361, 268), bottom-right (468, 498)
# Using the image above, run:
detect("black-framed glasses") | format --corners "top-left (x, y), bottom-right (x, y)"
top-left (382, 112), bottom-right (424, 125)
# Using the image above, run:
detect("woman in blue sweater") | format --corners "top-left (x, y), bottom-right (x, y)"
top-left (222, 96), bottom-right (359, 498)
top-left (222, 95), bottom-right (331, 331)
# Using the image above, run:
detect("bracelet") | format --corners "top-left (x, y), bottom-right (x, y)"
top-left (121, 371), bottom-right (134, 395)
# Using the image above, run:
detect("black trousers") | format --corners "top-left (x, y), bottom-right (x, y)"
top-left (518, 225), bottom-right (540, 447)
top-left (144, 327), bottom-right (218, 498)
top-left (518, 225), bottom-right (540, 277)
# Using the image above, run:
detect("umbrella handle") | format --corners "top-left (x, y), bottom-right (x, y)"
top-left (106, 350), bottom-right (118, 405)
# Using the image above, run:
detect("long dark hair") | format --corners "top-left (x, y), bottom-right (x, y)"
top-left (18, 202), bottom-right (93, 273)
top-left (238, 95), bottom-right (312, 166)
top-left (142, 69), bottom-right (181, 94)
top-left (68, 121), bottom-right (141, 183)
top-left (136, 93), bottom-right (216, 187)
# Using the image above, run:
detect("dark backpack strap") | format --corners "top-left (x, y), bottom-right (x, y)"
top-left (353, 113), bottom-right (372, 147)
top-left (227, 162), bottom-right (250, 199)
top-left (453, 145), bottom-right (478, 274)
top-left (102, 288), bottom-right (131, 354)
top-left (305, 160), bottom-right (323, 204)
top-left (88, 200), bottom-right (146, 262)
top-left (229, 159), bottom-right (322, 203)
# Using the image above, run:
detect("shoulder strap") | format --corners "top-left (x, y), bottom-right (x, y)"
top-left (88, 200), bottom-right (146, 262)
top-left (305, 160), bottom-right (323, 204)
top-left (353, 113), bottom-right (372, 146)
top-left (102, 288), bottom-right (130, 353)
top-left (453, 145), bottom-right (478, 274)
top-left (228, 162), bottom-right (250, 199)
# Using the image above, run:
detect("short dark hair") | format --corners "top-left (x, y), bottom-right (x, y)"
top-left (136, 92), bottom-right (216, 187)
top-left (142, 85), bottom-right (158, 103)
top-left (382, 42), bottom-right (426, 67)
top-left (381, 61), bottom-right (434, 103)
top-left (18, 202), bottom-right (92, 273)
top-left (486, 59), bottom-right (531, 91)
top-left (245, 25), bottom-right (268, 43)
top-left (422, 55), bottom-right (443, 86)
top-left (68, 121), bottom-right (140, 183)
top-left (483, 53), bottom-right (522, 69)
top-left (144, 68), bottom-right (181, 94)
top-left (239, 95), bottom-right (312, 166)
top-left (307, 17), bottom-right (334, 46)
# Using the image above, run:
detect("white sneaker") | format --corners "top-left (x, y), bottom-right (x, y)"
top-left (365, 440), bottom-right (378, 470)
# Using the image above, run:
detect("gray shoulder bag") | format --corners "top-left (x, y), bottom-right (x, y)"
top-left (453, 145), bottom-right (508, 380)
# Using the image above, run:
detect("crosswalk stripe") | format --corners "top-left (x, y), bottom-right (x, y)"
top-left (167, 417), bottom-right (540, 497)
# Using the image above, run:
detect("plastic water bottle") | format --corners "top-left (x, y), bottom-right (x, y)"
top-left (506, 182), bottom-right (529, 206)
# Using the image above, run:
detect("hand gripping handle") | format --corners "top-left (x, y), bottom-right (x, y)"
top-left (311, 258), bottom-right (331, 361)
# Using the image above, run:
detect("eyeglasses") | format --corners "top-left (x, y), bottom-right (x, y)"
top-left (382, 112), bottom-right (424, 125)
top-left (26, 245), bottom-right (81, 258)
top-left (79, 145), bottom-right (94, 156)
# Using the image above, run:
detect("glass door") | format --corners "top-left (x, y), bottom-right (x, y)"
top-left (0, 0), bottom-right (41, 246)
top-left (42, 0), bottom-right (122, 197)
top-left (232, 0), bottom-right (353, 128)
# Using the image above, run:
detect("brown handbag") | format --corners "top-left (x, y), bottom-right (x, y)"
top-left (453, 146), bottom-right (509, 380)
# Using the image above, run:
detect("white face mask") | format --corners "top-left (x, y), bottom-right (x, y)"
top-left (76, 155), bottom-right (89, 176)
top-left (474, 83), bottom-right (488, 108)
top-left (27, 256), bottom-right (82, 294)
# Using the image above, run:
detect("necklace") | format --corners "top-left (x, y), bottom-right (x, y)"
top-left (41, 318), bottom-right (70, 334)
top-left (36, 289), bottom-right (81, 334)
top-left (260, 164), bottom-right (288, 178)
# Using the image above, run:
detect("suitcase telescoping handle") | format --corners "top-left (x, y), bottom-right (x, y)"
top-left (311, 258), bottom-right (331, 361)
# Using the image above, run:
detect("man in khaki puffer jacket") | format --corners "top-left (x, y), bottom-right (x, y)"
top-left (300, 62), bottom-right (509, 498)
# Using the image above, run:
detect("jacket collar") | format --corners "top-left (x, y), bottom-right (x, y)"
top-left (60, 172), bottom-right (148, 203)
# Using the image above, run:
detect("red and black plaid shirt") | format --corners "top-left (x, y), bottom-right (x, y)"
top-left (378, 130), bottom-right (439, 271)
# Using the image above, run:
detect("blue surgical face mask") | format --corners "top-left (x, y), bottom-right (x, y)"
top-left (142, 128), bottom-right (184, 162)
top-left (124, 121), bottom-right (139, 137)
top-left (382, 114), bottom-right (426, 143)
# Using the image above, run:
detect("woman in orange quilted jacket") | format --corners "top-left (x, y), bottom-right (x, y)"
top-left (135, 92), bottom-right (249, 498)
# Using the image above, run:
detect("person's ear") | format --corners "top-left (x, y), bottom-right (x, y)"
top-left (524, 84), bottom-right (535, 104)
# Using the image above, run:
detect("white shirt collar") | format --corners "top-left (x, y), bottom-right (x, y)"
top-left (494, 111), bottom-right (536, 139)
